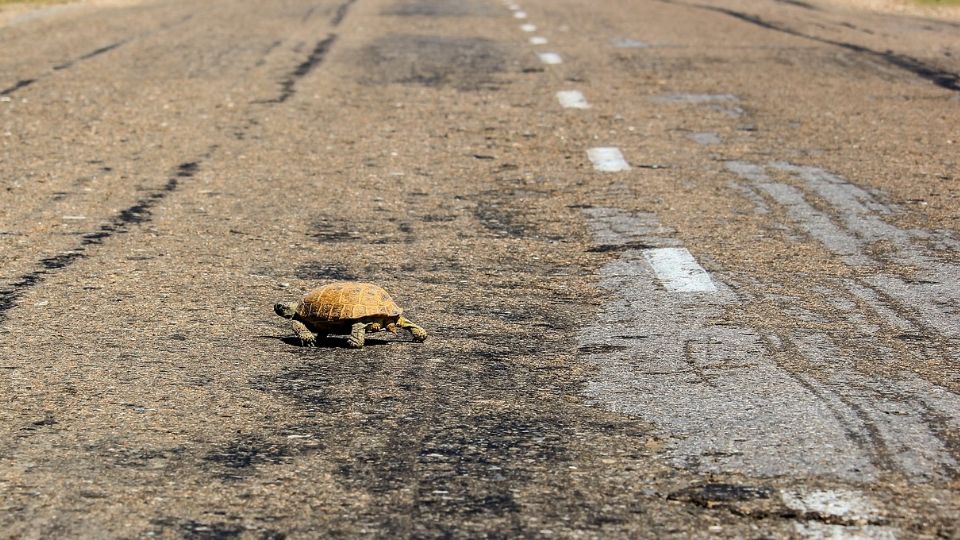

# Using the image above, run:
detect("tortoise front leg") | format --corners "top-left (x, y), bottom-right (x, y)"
top-left (291, 320), bottom-right (318, 347)
top-left (397, 316), bottom-right (427, 342)
top-left (347, 322), bottom-right (368, 349)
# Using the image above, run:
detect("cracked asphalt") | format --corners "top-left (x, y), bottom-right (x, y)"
top-left (1, 0), bottom-right (958, 537)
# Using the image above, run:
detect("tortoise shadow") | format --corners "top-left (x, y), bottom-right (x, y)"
top-left (258, 335), bottom-right (398, 349)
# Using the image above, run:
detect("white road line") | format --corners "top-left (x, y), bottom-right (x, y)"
top-left (513, 11), bottom-right (527, 18)
top-left (587, 147), bottom-right (629, 172)
top-left (520, 23), bottom-right (536, 32)
top-left (556, 90), bottom-right (590, 109)
top-left (538, 52), bottom-right (562, 64)
top-left (782, 490), bottom-right (881, 523)
top-left (688, 132), bottom-right (720, 145)
top-left (529, 36), bottom-right (548, 45)
top-left (612, 37), bottom-right (651, 48)
top-left (654, 93), bottom-right (738, 103)
top-left (642, 247), bottom-right (717, 292)
top-left (580, 208), bottom-right (876, 480)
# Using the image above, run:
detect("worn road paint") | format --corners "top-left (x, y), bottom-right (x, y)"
top-left (719, 160), bottom-right (960, 479)
top-left (513, 11), bottom-right (527, 18)
top-left (529, 36), bottom-right (548, 45)
top-left (791, 332), bottom-right (960, 478)
top-left (538, 52), bottom-right (562, 65)
top-left (655, 93), bottom-right (744, 116)
top-left (782, 489), bottom-right (880, 522)
top-left (785, 490), bottom-right (898, 539)
top-left (688, 132), bottom-right (720, 145)
top-left (794, 522), bottom-right (898, 540)
top-left (520, 23), bottom-right (536, 32)
top-left (642, 247), bottom-right (717, 293)
top-left (727, 159), bottom-right (960, 339)
top-left (579, 208), bottom-right (960, 482)
top-left (578, 208), bottom-right (878, 480)
top-left (612, 37), bottom-right (651, 48)
top-left (654, 93), bottom-right (738, 103)
top-left (556, 90), bottom-right (589, 109)
top-left (587, 147), bottom-right (629, 172)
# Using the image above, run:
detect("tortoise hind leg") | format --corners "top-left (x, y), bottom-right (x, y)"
top-left (397, 316), bottom-right (427, 342)
top-left (347, 322), bottom-right (368, 349)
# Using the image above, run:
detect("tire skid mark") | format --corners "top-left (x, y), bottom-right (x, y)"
top-left (812, 355), bottom-right (957, 478)
top-left (768, 249), bottom-right (955, 476)
top-left (914, 400), bottom-right (960, 475)
top-left (578, 207), bottom-right (879, 479)
top-left (847, 278), bottom-right (923, 337)
top-left (3, 41), bottom-right (123, 94)
top-left (770, 340), bottom-right (882, 466)
top-left (771, 0), bottom-right (818, 10)
top-left (579, 206), bottom-right (959, 480)
top-left (260, 34), bottom-right (337, 104)
top-left (661, 0), bottom-right (960, 93)
top-left (301, 4), bottom-right (322, 22)
top-left (0, 78), bottom-right (35, 96)
top-left (255, 40), bottom-right (283, 68)
top-left (0, 156), bottom-right (210, 324)
top-left (789, 333), bottom-right (899, 472)
top-left (726, 160), bottom-right (960, 341)
top-left (1, 13), bottom-right (193, 97)
top-left (52, 38), bottom-right (130, 71)
top-left (331, 0), bottom-right (358, 26)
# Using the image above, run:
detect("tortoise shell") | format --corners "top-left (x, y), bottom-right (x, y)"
top-left (298, 282), bottom-right (402, 323)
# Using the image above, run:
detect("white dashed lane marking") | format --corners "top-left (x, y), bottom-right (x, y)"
top-left (529, 36), bottom-right (548, 45)
top-left (612, 37), bottom-right (651, 48)
top-left (520, 23), bottom-right (536, 32)
top-left (587, 147), bottom-right (629, 171)
top-left (556, 90), bottom-right (590, 109)
top-left (642, 248), bottom-right (718, 293)
top-left (513, 10), bottom-right (527, 18)
top-left (578, 208), bottom-right (882, 480)
top-left (537, 52), bottom-right (562, 64)
top-left (688, 132), bottom-right (720, 145)
top-left (557, 90), bottom-right (590, 109)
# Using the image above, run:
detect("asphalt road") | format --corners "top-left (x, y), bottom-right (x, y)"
top-left (1, 0), bottom-right (958, 537)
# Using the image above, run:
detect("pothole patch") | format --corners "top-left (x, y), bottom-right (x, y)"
top-left (355, 34), bottom-right (509, 91)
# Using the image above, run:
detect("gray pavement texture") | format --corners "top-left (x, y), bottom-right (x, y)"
top-left (1, 0), bottom-right (959, 537)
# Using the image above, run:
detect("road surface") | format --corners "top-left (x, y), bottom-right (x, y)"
top-left (1, 0), bottom-right (958, 537)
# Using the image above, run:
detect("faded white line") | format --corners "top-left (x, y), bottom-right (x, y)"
top-left (520, 23), bottom-right (536, 32)
top-left (538, 52), bottom-right (562, 64)
top-left (513, 10), bottom-right (527, 18)
top-left (792, 331), bottom-right (960, 479)
top-left (655, 93), bottom-right (744, 117)
top-left (782, 489), bottom-right (880, 522)
top-left (529, 36), bottom-right (548, 45)
top-left (557, 90), bottom-right (590, 109)
top-left (643, 247), bottom-right (717, 293)
top-left (794, 522), bottom-right (898, 540)
top-left (688, 132), bottom-right (720, 145)
top-left (654, 93), bottom-right (738, 103)
top-left (587, 147), bottom-right (629, 172)
top-left (578, 208), bottom-right (876, 480)
top-left (612, 37), bottom-right (651, 48)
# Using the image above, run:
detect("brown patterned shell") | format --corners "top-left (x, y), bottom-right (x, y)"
top-left (298, 282), bottom-right (402, 323)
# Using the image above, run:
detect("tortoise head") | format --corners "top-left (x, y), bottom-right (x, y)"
top-left (274, 302), bottom-right (299, 319)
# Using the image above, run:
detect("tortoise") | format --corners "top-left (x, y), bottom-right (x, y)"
top-left (274, 281), bottom-right (427, 349)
